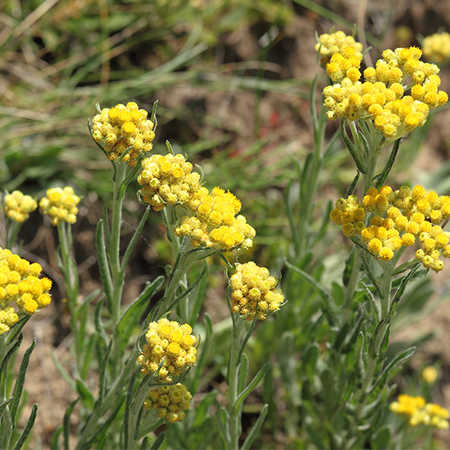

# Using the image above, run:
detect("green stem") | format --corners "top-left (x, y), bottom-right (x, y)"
top-left (345, 138), bottom-right (378, 305)
top-left (110, 163), bottom-right (127, 326)
top-left (227, 318), bottom-right (242, 450)
top-left (57, 222), bottom-right (81, 373)
top-left (297, 106), bottom-right (326, 257)
top-left (5, 221), bottom-right (21, 249)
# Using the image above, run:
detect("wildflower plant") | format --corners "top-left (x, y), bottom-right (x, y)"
top-left (1, 26), bottom-right (449, 450)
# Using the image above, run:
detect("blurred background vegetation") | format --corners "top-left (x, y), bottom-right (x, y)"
top-left (1, 0), bottom-right (449, 447)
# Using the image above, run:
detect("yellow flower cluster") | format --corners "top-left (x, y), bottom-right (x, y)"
top-left (39, 186), bottom-right (80, 226)
top-left (175, 187), bottom-right (256, 250)
top-left (315, 31), bottom-right (363, 82)
top-left (4, 191), bottom-right (37, 223)
top-left (230, 262), bottom-right (284, 320)
top-left (137, 318), bottom-right (197, 382)
top-left (422, 366), bottom-right (438, 384)
top-left (331, 185), bottom-right (450, 271)
top-left (422, 32), bottom-right (450, 64)
top-left (0, 248), bottom-right (52, 334)
top-left (137, 154), bottom-right (201, 211)
top-left (144, 383), bottom-right (192, 423)
top-left (329, 195), bottom-right (365, 237)
top-left (91, 102), bottom-right (155, 166)
top-left (390, 394), bottom-right (449, 429)
top-left (319, 31), bottom-right (448, 139)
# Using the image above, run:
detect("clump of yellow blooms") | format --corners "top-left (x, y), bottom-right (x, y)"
top-left (315, 31), bottom-right (363, 83)
top-left (422, 366), bottom-right (438, 384)
top-left (137, 153), bottom-right (201, 211)
top-left (144, 383), bottom-right (192, 423)
top-left (175, 187), bottom-right (256, 250)
top-left (137, 318), bottom-right (197, 382)
top-left (318, 31), bottom-right (448, 140)
top-left (39, 186), bottom-right (80, 226)
top-left (4, 191), bottom-right (37, 223)
top-left (0, 248), bottom-right (52, 334)
top-left (331, 185), bottom-right (450, 271)
top-left (329, 195), bottom-right (365, 237)
top-left (91, 102), bottom-right (155, 166)
top-left (422, 32), bottom-right (450, 64)
top-left (390, 394), bottom-right (449, 429)
top-left (230, 262), bottom-right (284, 320)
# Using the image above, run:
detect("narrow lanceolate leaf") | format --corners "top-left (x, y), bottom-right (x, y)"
top-left (238, 353), bottom-right (249, 394)
top-left (233, 363), bottom-right (269, 412)
top-left (150, 434), bottom-right (165, 450)
top-left (189, 261), bottom-right (209, 325)
top-left (51, 351), bottom-right (76, 392)
top-left (13, 404), bottom-right (37, 450)
top-left (285, 261), bottom-right (330, 302)
top-left (369, 346), bottom-right (416, 394)
top-left (241, 404), bottom-right (269, 450)
top-left (346, 171), bottom-right (360, 196)
top-left (96, 220), bottom-right (113, 307)
top-left (340, 122), bottom-right (366, 173)
top-left (63, 399), bottom-right (79, 450)
top-left (11, 339), bottom-right (35, 424)
top-left (390, 263), bottom-right (421, 310)
top-left (76, 378), bottom-right (95, 410)
top-left (117, 275), bottom-right (164, 348)
top-left (191, 313), bottom-right (213, 395)
top-left (375, 139), bottom-right (401, 188)
top-left (285, 260), bottom-right (336, 324)
top-left (121, 206), bottom-right (151, 271)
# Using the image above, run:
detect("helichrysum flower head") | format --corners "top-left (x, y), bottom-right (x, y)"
top-left (144, 383), bottom-right (192, 423)
top-left (332, 185), bottom-right (450, 271)
top-left (319, 31), bottom-right (448, 140)
top-left (230, 262), bottom-right (284, 320)
top-left (315, 31), bottom-right (363, 77)
top-left (0, 248), bottom-right (52, 334)
top-left (390, 394), bottom-right (449, 429)
top-left (39, 186), bottom-right (80, 226)
top-left (137, 153), bottom-right (201, 211)
top-left (422, 366), bottom-right (438, 384)
top-left (422, 32), bottom-right (450, 64)
top-left (91, 102), bottom-right (155, 167)
top-left (175, 187), bottom-right (256, 250)
top-left (4, 191), bottom-right (37, 223)
top-left (137, 318), bottom-right (197, 382)
top-left (329, 195), bottom-right (365, 237)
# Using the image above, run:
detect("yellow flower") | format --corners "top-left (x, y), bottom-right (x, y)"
top-left (137, 318), bottom-right (197, 382)
top-left (230, 262), bottom-right (284, 320)
top-left (0, 248), bottom-right (52, 334)
top-left (422, 366), bottom-right (438, 384)
top-left (39, 186), bottom-right (80, 226)
top-left (175, 187), bottom-right (256, 250)
top-left (422, 32), bottom-right (450, 64)
top-left (332, 185), bottom-right (450, 270)
top-left (319, 34), bottom-right (448, 140)
top-left (4, 191), bottom-right (37, 223)
top-left (315, 31), bottom-right (363, 75)
top-left (390, 394), bottom-right (449, 429)
top-left (330, 195), bottom-right (365, 237)
top-left (91, 101), bottom-right (155, 167)
top-left (138, 153), bottom-right (201, 211)
top-left (144, 383), bottom-right (192, 423)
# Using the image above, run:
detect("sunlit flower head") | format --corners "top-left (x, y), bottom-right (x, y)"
top-left (0, 248), bottom-right (52, 334)
top-left (91, 102), bottom-right (155, 167)
top-left (4, 191), bottom-right (37, 223)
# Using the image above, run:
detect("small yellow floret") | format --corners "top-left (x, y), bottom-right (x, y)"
top-left (144, 383), bottom-right (192, 423)
top-left (137, 318), bottom-right (197, 382)
top-left (40, 187), bottom-right (80, 226)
